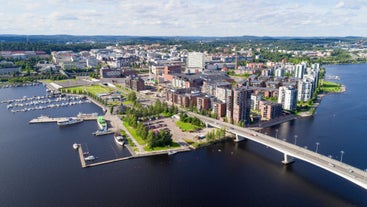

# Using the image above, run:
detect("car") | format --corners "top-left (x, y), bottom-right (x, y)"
top-left (348, 169), bottom-right (353, 173)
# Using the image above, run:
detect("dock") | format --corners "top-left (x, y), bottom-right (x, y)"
top-left (77, 146), bottom-right (190, 168)
top-left (86, 156), bottom-right (133, 167)
top-left (77, 144), bottom-right (86, 168)
top-left (29, 114), bottom-right (98, 124)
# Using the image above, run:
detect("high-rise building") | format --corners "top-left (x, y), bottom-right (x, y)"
top-left (274, 68), bottom-right (285, 77)
top-left (297, 78), bottom-right (314, 102)
top-left (227, 87), bottom-right (252, 125)
top-left (294, 64), bottom-right (305, 79)
top-left (278, 86), bottom-right (297, 111)
top-left (259, 101), bottom-right (283, 120)
top-left (187, 52), bottom-right (205, 70)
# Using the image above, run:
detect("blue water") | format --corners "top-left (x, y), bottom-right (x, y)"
top-left (0, 64), bottom-right (367, 207)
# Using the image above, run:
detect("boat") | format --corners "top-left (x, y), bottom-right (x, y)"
top-left (97, 116), bottom-right (107, 131)
top-left (168, 150), bottom-right (177, 156)
top-left (57, 117), bottom-right (83, 126)
top-left (93, 129), bottom-right (113, 136)
top-left (114, 133), bottom-right (125, 146)
top-left (73, 143), bottom-right (79, 150)
top-left (84, 155), bottom-right (95, 161)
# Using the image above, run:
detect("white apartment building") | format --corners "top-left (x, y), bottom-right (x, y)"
top-left (187, 52), bottom-right (205, 69)
top-left (275, 68), bottom-right (285, 77)
top-left (294, 64), bottom-right (305, 79)
top-left (297, 78), bottom-right (314, 102)
top-left (278, 86), bottom-right (297, 111)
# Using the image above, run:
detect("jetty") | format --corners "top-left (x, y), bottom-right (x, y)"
top-left (76, 145), bottom-right (190, 168)
top-left (77, 144), bottom-right (87, 168)
top-left (29, 113), bottom-right (98, 124)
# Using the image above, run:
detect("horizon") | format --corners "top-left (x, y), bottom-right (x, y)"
top-left (0, 34), bottom-right (366, 38)
top-left (1, 0), bottom-right (367, 37)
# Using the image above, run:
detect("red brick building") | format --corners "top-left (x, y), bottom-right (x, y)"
top-left (163, 65), bottom-right (182, 81)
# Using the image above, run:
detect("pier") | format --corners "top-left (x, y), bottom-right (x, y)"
top-left (76, 144), bottom-right (190, 168)
top-left (77, 144), bottom-right (86, 168)
top-left (29, 113), bottom-right (98, 124)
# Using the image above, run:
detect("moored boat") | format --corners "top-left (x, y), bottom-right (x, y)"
top-left (57, 117), bottom-right (83, 126)
top-left (97, 116), bottom-right (107, 131)
top-left (168, 150), bottom-right (177, 156)
top-left (114, 133), bottom-right (125, 146)
top-left (84, 155), bottom-right (95, 161)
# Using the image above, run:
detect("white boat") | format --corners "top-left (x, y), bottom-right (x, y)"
top-left (114, 135), bottom-right (125, 146)
top-left (168, 150), bottom-right (177, 156)
top-left (84, 155), bottom-right (95, 161)
top-left (73, 143), bottom-right (79, 150)
top-left (57, 117), bottom-right (83, 126)
top-left (93, 129), bottom-right (113, 136)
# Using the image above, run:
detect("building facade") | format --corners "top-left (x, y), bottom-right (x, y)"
top-left (229, 87), bottom-right (252, 125)
top-left (278, 86), bottom-right (297, 111)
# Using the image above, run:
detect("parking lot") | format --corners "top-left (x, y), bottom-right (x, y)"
top-left (143, 116), bottom-right (213, 146)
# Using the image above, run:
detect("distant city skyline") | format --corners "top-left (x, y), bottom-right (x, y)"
top-left (1, 0), bottom-right (366, 37)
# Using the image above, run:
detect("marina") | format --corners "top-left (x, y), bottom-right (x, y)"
top-left (2, 94), bottom-right (91, 113)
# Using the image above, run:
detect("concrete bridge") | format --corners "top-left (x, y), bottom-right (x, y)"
top-left (189, 112), bottom-right (367, 190)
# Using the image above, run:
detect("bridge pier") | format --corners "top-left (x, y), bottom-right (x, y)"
top-left (234, 134), bottom-right (245, 142)
top-left (205, 122), bottom-right (209, 128)
top-left (282, 153), bottom-right (294, 165)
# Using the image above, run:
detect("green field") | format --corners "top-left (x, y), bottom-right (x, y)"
top-left (65, 84), bottom-right (112, 96)
top-left (321, 81), bottom-right (342, 93)
top-left (123, 122), bottom-right (146, 145)
top-left (175, 120), bottom-right (200, 132)
top-left (143, 142), bottom-right (180, 151)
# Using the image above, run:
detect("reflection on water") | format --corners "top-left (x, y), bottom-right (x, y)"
top-left (1, 64), bottom-right (367, 207)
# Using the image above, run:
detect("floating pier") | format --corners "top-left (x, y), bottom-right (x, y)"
top-left (86, 156), bottom-right (133, 168)
top-left (77, 144), bottom-right (87, 168)
top-left (29, 113), bottom-right (98, 124)
top-left (77, 146), bottom-right (190, 168)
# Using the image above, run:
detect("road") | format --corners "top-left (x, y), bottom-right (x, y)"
top-left (189, 112), bottom-right (367, 190)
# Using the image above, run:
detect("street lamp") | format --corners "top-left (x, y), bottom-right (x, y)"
top-left (275, 129), bottom-right (279, 139)
top-left (340, 150), bottom-right (344, 162)
top-left (316, 142), bottom-right (320, 153)
top-left (294, 134), bottom-right (298, 145)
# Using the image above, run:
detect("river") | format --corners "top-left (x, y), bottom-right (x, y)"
top-left (0, 64), bottom-right (366, 206)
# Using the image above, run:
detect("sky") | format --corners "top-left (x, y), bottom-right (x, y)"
top-left (0, 0), bottom-right (366, 37)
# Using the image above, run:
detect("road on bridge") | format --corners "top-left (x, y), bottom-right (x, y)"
top-left (188, 112), bottom-right (367, 190)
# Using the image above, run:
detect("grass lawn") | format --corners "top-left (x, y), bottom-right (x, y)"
top-left (143, 142), bottom-right (180, 151)
top-left (175, 120), bottom-right (200, 132)
top-left (321, 81), bottom-right (342, 93)
top-left (86, 85), bottom-right (112, 95)
top-left (65, 84), bottom-right (112, 96)
top-left (126, 137), bottom-right (136, 147)
top-left (123, 122), bottom-right (146, 145)
top-left (122, 100), bottom-right (133, 105)
top-left (161, 112), bottom-right (173, 117)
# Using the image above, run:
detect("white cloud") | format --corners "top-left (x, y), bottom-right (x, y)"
top-left (0, 0), bottom-right (367, 36)
top-left (335, 1), bottom-right (345, 9)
